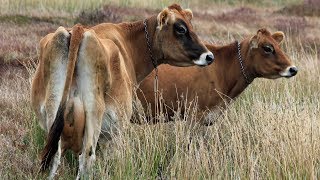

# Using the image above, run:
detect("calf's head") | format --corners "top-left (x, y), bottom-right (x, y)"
top-left (248, 28), bottom-right (298, 79)
top-left (153, 4), bottom-right (214, 67)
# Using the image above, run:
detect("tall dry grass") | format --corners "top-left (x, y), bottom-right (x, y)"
top-left (1, 34), bottom-right (318, 179)
top-left (0, 0), bottom-right (303, 16)
top-left (0, 0), bottom-right (318, 179)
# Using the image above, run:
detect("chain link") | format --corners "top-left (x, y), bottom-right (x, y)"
top-left (236, 41), bottom-right (252, 84)
top-left (144, 18), bottom-right (159, 119)
top-left (143, 19), bottom-right (158, 71)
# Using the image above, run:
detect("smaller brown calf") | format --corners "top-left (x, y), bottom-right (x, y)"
top-left (137, 28), bottom-right (298, 125)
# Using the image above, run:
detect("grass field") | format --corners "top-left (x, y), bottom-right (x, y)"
top-left (0, 0), bottom-right (320, 179)
top-left (0, 0), bottom-right (302, 15)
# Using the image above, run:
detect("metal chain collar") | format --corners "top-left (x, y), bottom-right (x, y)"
top-left (236, 41), bottom-right (252, 84)
top-left (143, 19), bottom-right (159, 118)
top-left (143, 19), bottom-right (158, 71)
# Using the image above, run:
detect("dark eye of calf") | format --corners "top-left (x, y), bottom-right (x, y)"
top-left (262, 45), bottom-right (274, 54)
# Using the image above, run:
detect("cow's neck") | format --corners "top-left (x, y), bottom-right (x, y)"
top-left (209, 39), bottom-right (255, 99)
top-left (121, 15), bottom-right (161, 83)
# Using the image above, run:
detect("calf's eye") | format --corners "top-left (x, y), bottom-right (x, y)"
top-left (176, 25), bottom-right (187, 34)
top-left (262, 45), bottom-right (274, 54)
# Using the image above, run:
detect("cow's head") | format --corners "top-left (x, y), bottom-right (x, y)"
top-left (153, 4), bottom-right (214, 67)
top-left (248, 28), bottom-right (298, 79)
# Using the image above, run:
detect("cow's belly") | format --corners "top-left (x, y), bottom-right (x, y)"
top-left (100, 86), bottom-right (133, 140)
top-left (100, 107), bottom-right (118, 140)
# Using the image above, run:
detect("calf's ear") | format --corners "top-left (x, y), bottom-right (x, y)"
top-left (250, 30), bottom-right (265, 49)
top-left (272, 31), bottom-right (285, 44)
top-left (249, 35), bottom-right (259, 49)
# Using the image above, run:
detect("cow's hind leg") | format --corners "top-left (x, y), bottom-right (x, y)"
top-left (48, 141), bottom-right (62, 179)
top-left (76, 30), bottom-right (106, 179)
top-left (42, 27), bottom-right (70, 178)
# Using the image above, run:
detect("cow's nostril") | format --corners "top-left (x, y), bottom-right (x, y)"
top-left (289, 66), bottom-right (298, 76)
top-left (206, 53), bottom-right (214, 63)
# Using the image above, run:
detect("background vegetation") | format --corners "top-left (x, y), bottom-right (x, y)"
top-left (1, 0), bottom-right (319, 179)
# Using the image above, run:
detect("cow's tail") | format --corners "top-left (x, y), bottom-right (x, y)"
top-left (40, 24), bottom-right (84, 171)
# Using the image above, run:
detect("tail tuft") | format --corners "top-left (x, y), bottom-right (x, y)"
top-left (40, 104), bottom-right (65, 171)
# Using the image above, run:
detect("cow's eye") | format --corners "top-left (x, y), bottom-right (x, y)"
top-left (262, 45), bottom-right (274, 54)
top-left (175, 25), bottom-right (187, 34)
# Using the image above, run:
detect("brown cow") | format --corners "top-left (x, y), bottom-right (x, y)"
top-left (31, 4), bottom-right (214, 179)
top-left (137, 28), bottom-right (298, 125)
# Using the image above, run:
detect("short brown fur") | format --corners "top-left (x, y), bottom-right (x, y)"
top-left (31, 4), bottom-right (211, 178)
top-left (137, 29), bottom-right (297, 124)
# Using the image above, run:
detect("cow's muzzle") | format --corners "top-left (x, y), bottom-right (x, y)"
top-left (193, 51), bottom-right (214, 66)
top-left (280, 65), bottom-right (298, 78)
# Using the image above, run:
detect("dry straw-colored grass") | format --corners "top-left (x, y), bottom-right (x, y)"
top-left (1, 34), bottom-right (319, 180)
top-left (0, 0), bottom-right (319, 179)
top-left (0, 0), bottom-right (302, 15)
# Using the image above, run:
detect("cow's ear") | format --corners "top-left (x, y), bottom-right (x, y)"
top-left (250, 30), bottom-right (264, 49)
top-left (184, 9), bottom-right (193, 21)
top-left (249, 35), bottom-right (259, 49)
top-left (157, 8), bottom-right (171, 30)
top-left (272, 31), bottom-right (285, 44)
